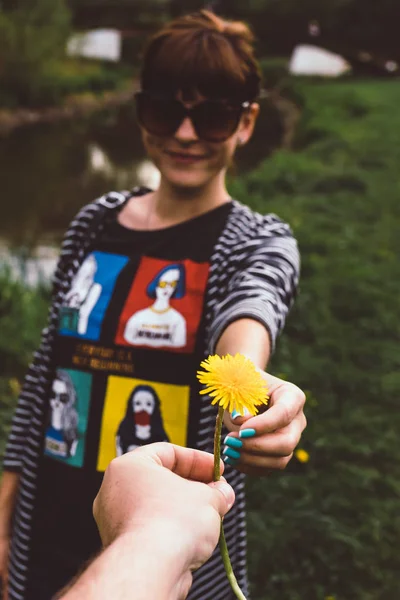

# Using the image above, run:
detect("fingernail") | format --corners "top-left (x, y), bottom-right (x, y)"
top-left (223, 446), bottom-right (241, 460)
top-left (213, 481), bottom-right (235, 510)
top-left (224, 435), bottom-right (243, 450)
top-left (223, 456), bottom-right (238, 467)
top-left (231, 408), bottom-right (251, 420)
top-left (239, 428), bottom-right (256, 439)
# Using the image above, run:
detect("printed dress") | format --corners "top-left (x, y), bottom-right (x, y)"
top-left (3, 188), bottom-right (300, 600)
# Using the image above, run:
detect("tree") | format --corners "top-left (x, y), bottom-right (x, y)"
top-left (0, 0), bottom-right (71, 106)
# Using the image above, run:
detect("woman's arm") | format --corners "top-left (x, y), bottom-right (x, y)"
top-left (0, 472), bottom-right (20, 538)
top-left (216, 319), bottom-right (306, 476)
top-left (0, 471), bottom-right (20, 593)
top-left (208, 215), bottom-right (304, 475)
top-left (215, 317), bottom-right (271, 368)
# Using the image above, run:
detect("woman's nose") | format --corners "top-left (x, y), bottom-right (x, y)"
top-left (174, 116), bottom-right (198, 142)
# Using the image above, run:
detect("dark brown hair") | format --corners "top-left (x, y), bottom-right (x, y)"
top-left (140, 10), bottom-right (261, 102)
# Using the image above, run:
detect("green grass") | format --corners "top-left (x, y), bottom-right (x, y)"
top-left (0, 58), bottom-right (133, 108)
top-left (228, 78), bottom-right (400, 599)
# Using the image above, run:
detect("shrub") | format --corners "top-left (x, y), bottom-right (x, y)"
top-left (0, 0), bottom-right (71, 107)
top-left (259, 57), bottom-right (290, 89)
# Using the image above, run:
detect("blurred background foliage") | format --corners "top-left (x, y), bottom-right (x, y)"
top-left (1, 0), bottom-right (400, 107)
top-left (0, 1), bottom-right (399, 599)
top-left (231, 76), bottom-right (400, 599)
top-left (0, 0), bottom-right (72, 107)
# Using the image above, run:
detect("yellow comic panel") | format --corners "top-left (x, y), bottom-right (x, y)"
top-left (97, 376), bottom-right (190, 471)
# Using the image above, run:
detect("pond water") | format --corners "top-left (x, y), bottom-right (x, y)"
top-left (0, 99), bottom-right (283, 283)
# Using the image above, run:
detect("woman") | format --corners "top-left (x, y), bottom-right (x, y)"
top-left (0, 10), bottom-right (305, 600)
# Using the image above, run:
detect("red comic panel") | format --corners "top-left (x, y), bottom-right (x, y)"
top-left (115, 257), bottom-right (210, 353)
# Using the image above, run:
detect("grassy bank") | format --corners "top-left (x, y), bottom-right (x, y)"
top-left (230, 78), bottom-right (400, 599)
top-left (1, 76), bottom-right (399, 599)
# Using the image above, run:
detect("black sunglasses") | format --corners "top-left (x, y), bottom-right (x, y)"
top-left (134, 91), bottom-right (250, 143)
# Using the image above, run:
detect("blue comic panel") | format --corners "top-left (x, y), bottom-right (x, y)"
top-left (44, 369), bottom-right (92, 468)
top-left (58, 251), bottom-right (129, 341)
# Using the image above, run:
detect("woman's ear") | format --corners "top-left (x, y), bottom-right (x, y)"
top-left (237, 102), bottom-right (260, 146)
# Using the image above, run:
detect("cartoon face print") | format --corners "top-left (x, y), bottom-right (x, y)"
top-left (115, 385), bottom-right (169, 456)
top-left (45, 370), bottom-right (79, 459)
top-left (155, 267), bottom-right (180, 302)
top-left (123, 264), bottom-right (187, 348)
top-left (49, 378), bottom-right (70, 430)
top-left (132, 389), bottom-right (156, 440)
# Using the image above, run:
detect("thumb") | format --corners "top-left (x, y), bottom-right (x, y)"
top-left (223, 408), bottom-right (252, 433)
top-left (208, 480), bottom-right (235, 516)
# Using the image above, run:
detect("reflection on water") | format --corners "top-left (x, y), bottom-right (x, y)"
top-left (0, 99), bottom-right (283, 283)
top-left (88, 143), bottom-right (160, 190)
top-left (0, 104), bottom-right (145, 248)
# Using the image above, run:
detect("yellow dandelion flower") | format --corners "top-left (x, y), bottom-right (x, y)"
top-left (295, 448), bottom-right (310, 463)
top-left (197, 353), bottom-right (269, 416)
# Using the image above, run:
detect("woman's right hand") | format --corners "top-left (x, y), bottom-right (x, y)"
top-left (0, 535), bottom-right (10, 600)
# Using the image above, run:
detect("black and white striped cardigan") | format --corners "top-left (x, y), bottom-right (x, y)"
top-left (3, 190), bottom-right (300, 600)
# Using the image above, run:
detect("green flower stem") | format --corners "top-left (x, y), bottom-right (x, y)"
top-left (219, 523), bottom-right (247, 600)
top-left (214, 406), bottom-right (224, 481)
top-left (214, 406), bottom-right (248, 600)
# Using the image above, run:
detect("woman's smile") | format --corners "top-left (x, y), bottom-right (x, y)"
top-left (164, 149), bottom-right (209, 164)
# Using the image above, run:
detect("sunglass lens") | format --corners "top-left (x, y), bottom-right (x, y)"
top-left (194, 102), bottom-right (242, 142)
top-left (135, 93), bottom-right (183, 137)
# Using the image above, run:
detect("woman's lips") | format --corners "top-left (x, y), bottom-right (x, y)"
top-left (165, 150), bottom-right (207, 164)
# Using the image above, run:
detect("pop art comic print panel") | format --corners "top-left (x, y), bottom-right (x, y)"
top-left (58, 251), bottom-right (129, 341)
top-left (44, 369), bottom-right (92, 468)
top-left (97, 375), bottom-right (190, 471)
top-left (114, 257), bottom-right (209, 353)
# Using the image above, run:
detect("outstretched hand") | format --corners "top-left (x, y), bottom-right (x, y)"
top-left (93, 443), bottom-right (235, 571)
top-left (223, 372), bottom-right (306, 475)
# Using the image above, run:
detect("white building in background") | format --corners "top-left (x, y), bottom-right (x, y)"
top-left (289, 44), bottom-right (351, 77)
top-left (67, 29), bottom-right (122, 62)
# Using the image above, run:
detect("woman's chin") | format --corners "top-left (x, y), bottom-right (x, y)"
top-left (162, 170), bottom-right (214, 192)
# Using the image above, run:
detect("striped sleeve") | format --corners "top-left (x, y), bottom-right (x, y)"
top-left (2, 195), bottom-right (124, 473)
top-left (2, 270), bottom-right (68, 472)
top-left (2, 346), bottom-right (47, 472)
top-left (2, 204), bottom-right (98, 472)
top-left (208, 215), bottom-right (300, 354)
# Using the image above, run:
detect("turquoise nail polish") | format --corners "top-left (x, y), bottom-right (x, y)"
top-left (231, 410), bottom-right (241, 420)
top-left (223, 446), bottom-right (241, 460)
top-left (239, 428), bottom-right (256, 439)
top-left (224, 436), bottom-right (243, 450)
top-left (223, 456), bottom-right (238, 466)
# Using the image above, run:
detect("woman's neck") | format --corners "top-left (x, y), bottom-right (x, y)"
top-left (151, 173), bottom-right (230, 227)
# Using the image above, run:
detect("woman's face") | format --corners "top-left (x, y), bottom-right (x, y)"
top-left (140, 93), bottom-right (259, 192)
